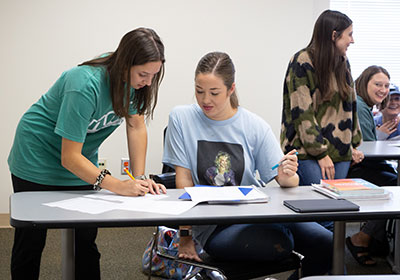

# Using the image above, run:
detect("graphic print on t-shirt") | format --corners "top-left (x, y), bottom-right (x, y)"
top-left (197, 140), bottom-right (244, 186)
top-left (87, 111), bottom-right (123, 133)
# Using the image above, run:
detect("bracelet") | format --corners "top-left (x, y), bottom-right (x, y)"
top-left (93, 169), bottom-right (111, 191)
top-left (136, 174), bottom-right (147, 180)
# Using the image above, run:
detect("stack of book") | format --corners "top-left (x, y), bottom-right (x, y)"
top-left (312, 178), bottom-right (391, 200)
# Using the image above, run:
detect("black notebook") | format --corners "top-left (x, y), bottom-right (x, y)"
top-left (283, 199), bottom-right (359, 213)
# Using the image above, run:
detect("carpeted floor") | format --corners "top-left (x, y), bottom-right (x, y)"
top-left (0, 226), bottom-right (155, 280)
top-left (0, 223), bottom-right (396, 280)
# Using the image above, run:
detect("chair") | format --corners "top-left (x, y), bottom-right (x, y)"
top-left (149, 172), bottom-right (176, 189)
top-left (147, 224), bottom-right (303, 280)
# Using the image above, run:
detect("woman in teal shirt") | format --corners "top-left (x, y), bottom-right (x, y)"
top-left (8, 27), bottom-right (166, 279)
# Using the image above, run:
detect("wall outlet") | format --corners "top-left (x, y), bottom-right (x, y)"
top-left (121, 158), bottom-right (130, 175)
top-left (98, 158), bottom-right (107, 169)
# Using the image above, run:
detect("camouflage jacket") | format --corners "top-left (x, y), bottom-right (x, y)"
top-left (280, 49), bottom-right (362, 162)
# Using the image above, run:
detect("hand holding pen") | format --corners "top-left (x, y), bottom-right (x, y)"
top-left (124, 168), bottom-right (167, 195)
top-left (272, 149), bottom-right (298, 177)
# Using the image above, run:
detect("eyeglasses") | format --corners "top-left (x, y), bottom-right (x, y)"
top-left (390, 96), bottom-right (400, 102)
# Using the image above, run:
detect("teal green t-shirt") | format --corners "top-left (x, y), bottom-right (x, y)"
top-left (8, 65), bottom-right (137, 186)
top-left (356, 95), bottom-right (377, 141)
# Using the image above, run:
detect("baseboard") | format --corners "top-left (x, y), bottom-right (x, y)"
top-left (0, 213), bottom-right (11, 228)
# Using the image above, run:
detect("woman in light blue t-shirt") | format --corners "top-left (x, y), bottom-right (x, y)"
top-left (8, 28), bottom-right (167, 280)
top-left (163, 52), bottom-right (334, 279)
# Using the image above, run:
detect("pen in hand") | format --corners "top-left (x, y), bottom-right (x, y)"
top-left (272, 151), bottom-right (298, 170)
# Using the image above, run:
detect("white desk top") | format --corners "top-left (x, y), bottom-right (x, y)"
top-left (358, 140), bottom-right (400, 159)
top-left (10, 186), bottom-right (400, 229)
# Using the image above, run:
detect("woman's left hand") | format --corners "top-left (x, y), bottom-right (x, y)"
top-left (139, 178), bottom-right (167, 195)
top-left (278, 149), bottom-right (298, 177)
top-left (351, 148), bottom-right (364, 165)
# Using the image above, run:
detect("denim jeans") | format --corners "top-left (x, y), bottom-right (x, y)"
top-left (297, 160), bottom-right (350, 232)
top-left (204, 222), bottom-right (333, 279)
top-left (297, 160), bottom-right (351, 186)
top-left (204, 224), bottom-right (294, 261)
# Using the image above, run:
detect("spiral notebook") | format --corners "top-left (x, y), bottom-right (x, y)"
top-left (283, 199), bottom-right (359, 213)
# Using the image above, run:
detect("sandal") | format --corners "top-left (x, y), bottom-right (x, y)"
top-left (346, 237), bottom-right (376, 266)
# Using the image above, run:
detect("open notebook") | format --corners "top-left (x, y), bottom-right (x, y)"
top-left (179, 185), bottom-right (269, 204)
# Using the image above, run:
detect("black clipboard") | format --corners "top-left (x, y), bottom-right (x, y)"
top-left (283, 199), bottom-right (359, 213)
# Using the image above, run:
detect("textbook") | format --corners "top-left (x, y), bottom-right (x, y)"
top-left (312, 178), bottom-right (391, 200)
top-left (179, 185), bottom-right (270, 204)
top-left (321, 178), bottom-right (384, 195)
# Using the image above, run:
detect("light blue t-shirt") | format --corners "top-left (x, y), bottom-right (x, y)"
top-left (8, 65), bottom-right (137, 186)
top-left (162, 104), bottom-right (282, 246)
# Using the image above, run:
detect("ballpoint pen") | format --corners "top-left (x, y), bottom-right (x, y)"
top-left (272, 151), bottom-right (298, 170)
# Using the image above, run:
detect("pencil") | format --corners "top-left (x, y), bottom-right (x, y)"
top-left (124, 168), bottom-right (136, 180)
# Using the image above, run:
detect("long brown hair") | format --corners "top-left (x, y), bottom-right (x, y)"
top-left (356, 65), bottom-right (390, 107)
top-left (195, 52), bottom-right (239, 108)
top-left (307, 10), bottom-right (352, 101)
top-left (79, 27), bottom-right (165, 119)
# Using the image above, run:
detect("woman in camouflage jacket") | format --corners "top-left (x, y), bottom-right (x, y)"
top-left (280, 10), bottom-right (363, 191)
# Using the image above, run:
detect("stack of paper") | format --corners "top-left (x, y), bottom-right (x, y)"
top-left (312, 178), bottom-right (391, 200)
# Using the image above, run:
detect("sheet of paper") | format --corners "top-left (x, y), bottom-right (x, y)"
top-left (43, 190), bottom-right (198, 215)
top-left (184, 186), bottom-right (268, 203)
top-left (117, 200), bottom-right (198, 215)
top-left (44, 196), bottom-right (121, 214)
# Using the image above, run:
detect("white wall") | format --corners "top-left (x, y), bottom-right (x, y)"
top-left (0, 0), bottom-right (329, 213)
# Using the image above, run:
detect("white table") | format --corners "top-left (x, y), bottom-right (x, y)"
top-left (358, 140), bottom-right (400, 184)
top-left (10, 186), bottom-right (400, 279)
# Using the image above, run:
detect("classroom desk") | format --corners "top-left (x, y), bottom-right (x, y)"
top-left (10, 186), bottom-right (400, 279)
top-left (358, 140), bottom-right (400, 184)
top-left (358, 140), bottom-right (400, 273)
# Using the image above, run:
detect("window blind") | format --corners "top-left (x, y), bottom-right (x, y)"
top-left (330, 0), bottom-right (400, 85)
